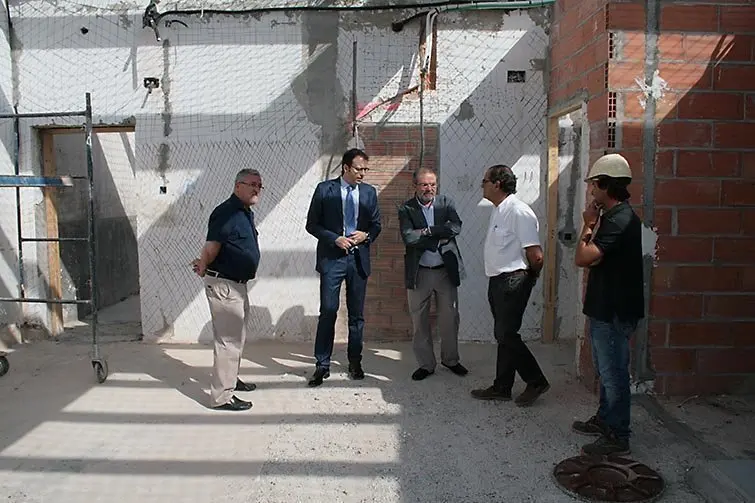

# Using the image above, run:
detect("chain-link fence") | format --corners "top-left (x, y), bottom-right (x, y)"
top-left (0, 2), bottom-right (550, 343)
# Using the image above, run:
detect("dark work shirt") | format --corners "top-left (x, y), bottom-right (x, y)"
top-left (583, 201), bottom-right (645, 323)
top-left (206, 194), bottom-right (261, 282)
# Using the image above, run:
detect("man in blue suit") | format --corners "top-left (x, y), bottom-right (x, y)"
top-left (305, 148), bottom-right (382, 387)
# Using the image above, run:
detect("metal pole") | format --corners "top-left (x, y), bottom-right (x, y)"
top-left (12, 107), bottom-right (24, 300)
top-left (84, 93), bottom-right (99, 359)
top-left (419, 71), bottom-right (425, 169)
top-left (351, 39), bottom-right (357, 138)
top-left (0, 111), bottom-right (87, 119)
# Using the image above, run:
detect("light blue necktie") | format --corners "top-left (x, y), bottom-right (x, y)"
top-left (344, 185), bottom-right (356, 236)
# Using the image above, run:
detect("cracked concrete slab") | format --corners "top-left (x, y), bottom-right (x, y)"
top-left (0, 337), bottom-right (706, 502)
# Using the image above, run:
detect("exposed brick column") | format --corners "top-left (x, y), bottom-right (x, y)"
top-left (647, 3), bottom-right (755, 395)
top-left (549, 0), bottom-right (611, 390)
top-left (337, 124), bottom-right (440, 342)
top-left (552, 0), bottom-right (755, 396)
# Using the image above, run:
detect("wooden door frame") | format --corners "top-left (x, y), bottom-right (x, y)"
top-left (39, 125), bottom-right (136, 336)
top-left (542, 102), bottom-right (584, 343)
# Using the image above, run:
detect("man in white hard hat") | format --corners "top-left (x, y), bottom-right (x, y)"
top-left (573, 153), bottom-right (644, 456)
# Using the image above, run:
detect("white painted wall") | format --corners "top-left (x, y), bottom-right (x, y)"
top-left (555, 111), bottom-right (587, 341)
top-left (0, 0), bottom-right (550, 343)
top-left (0, 9), bottom-right (21, 333)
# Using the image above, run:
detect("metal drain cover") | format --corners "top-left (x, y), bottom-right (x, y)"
top-left (553, 455), bottom-right (665, 502)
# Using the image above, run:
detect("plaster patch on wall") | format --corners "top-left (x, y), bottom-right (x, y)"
top-left (641, 223), bottom-right (658, 261)
top-left (455, 98), bottom-right (475, 121)
top-left (634, 69), bottom-right (668, 110)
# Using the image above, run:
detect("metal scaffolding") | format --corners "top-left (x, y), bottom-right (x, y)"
top-left (0, 93), bottom-right (109, 383)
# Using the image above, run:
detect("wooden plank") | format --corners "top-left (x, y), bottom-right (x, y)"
top-left (542, 116), bottom-right (560, 344)
top-left (548, 95), bottom-right (585, 119)
top-left (42, 132), bottom-right (64, 337)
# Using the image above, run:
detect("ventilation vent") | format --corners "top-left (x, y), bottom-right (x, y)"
top-left (507, 70), bottom-right (526, 83)
top-left (607, 123), bottom-right (616, 149)
top-left (608, 32), bottom-right (615, 59)
top-left (604, 62), bottom-right (609, 90)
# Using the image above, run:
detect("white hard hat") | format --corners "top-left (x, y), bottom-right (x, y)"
top-left (585, 153), bottom-right (632, 181)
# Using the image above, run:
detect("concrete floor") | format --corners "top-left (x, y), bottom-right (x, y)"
top-left (0, 334), bottom-right (709, 503)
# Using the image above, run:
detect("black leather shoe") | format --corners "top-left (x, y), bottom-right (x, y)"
top-left (443, 363), bottom-right (469, 376)
top-left (235, 379), bottom-right (257, 392)
top-left (308, 367), bottom-right (330, 387)
top-left (515, 381), bottom-right (550, 407)
top-left (470, 385), bottom-right (512, 401)
top-left (348, 361), bottom-right (365, 380)
top-left (411, 368), bottom-right (434, 381)
top-left (213, 395), bottom-right (252, 411)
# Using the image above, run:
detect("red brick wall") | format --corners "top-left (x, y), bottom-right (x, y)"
top-left (549, 0), bottom-right (611, 389)
top-left (349, 124), bottom-right (439, 341)
top-left (551, 0), bottom-right (755, 395)
top-left (648, 3), bottom-right (755, 395)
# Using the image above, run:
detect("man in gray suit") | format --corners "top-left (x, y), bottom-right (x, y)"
top-left (398, 167), bottom-right (468, 381)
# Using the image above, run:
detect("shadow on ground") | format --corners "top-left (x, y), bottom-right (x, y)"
top-left (0, 335), bottom-right (711, 502)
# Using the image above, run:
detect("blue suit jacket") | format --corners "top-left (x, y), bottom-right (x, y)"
top-left (305, 178), bottom-right (382, 277)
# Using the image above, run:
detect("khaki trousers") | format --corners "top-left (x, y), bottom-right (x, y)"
top-left (407, 266), bottom-right (460, 371)
top-left (204, 275), bottom-right (249, 407)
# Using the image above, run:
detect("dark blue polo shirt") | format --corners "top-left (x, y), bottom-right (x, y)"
top-left (206, 194), bottom-right (261, 282)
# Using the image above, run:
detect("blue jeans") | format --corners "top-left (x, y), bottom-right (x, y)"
top-left (314, 253), bottom-right (367, 370)
top-left (589, 316), bottom-right (638, 441)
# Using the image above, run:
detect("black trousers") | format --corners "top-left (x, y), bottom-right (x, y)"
top-left (488, 271), bottom-right (548, 392)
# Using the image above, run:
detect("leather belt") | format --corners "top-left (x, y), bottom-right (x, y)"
top-left (499, 269), bottom-right (527, 277)
top-left (206, 270), bottom-right (247, 284)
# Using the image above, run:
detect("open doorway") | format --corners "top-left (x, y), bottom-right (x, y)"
top-left (543, 106), bottom-right (588, 343)
top-left (40, 127), bottom-right (141, 335)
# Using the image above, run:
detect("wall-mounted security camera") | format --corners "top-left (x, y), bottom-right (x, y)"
top-left (143, 77), bottom-right (160, 94)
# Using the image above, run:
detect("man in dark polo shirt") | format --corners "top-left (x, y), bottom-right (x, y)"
top-left (191, 168), bottom-right (263, 411)
top-left (573, 153), bottom-right (644, 456)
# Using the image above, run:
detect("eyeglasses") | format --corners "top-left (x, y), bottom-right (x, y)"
top-left (350, 166), bottom-right (370, 173)
top-left (239, 181), bottom-right (264, 190)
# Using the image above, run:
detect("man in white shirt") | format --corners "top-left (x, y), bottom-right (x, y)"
top-left (471, 164), bottom-right (550, 406)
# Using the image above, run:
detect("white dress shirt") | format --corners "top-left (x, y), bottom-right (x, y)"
top-left (483, 194), bottom-right (540, 277)
top-left (418, 198), bottom-right (444, 268)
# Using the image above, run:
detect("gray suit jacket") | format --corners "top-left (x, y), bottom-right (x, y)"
top-left (398, 194), bottom-right (465, 290)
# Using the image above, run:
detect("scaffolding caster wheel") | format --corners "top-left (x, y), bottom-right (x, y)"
top-left (92, 359), bottom-right (108, 384)
top-left (0, 355), bottom-right (8, 377)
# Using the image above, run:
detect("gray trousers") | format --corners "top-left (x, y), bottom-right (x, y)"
top-left (204, 275), bottom-right (249, 407)
top-left (407, 266), bottom-right (460, 371)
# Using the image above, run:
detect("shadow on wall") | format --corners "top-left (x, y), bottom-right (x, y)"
top-left (437, 25), bottom-right (549, 342)
top-left (54, 130), bottom-right (140, 322)
top-left (134, 10), bottom-right (548, 344)
top-left (131, 12), bottom-right (421, 343)
top-left (0, 226), bottom-right (59, 348)
top-left (3, 9), bottom-right (550, 347)
top-left (196, 304), bottom-right (318, 345)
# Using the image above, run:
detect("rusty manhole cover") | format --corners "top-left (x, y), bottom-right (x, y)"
top-left (553, 455), bottom-right (665, 502)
